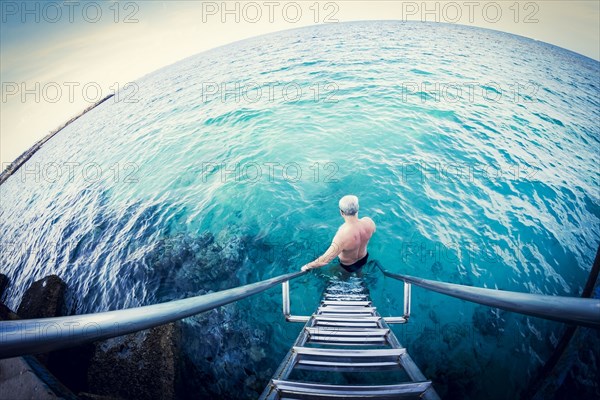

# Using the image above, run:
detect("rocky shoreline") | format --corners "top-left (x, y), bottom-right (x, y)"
top-left (0, 273), bottom-right (181, 400)
top-left (0, 226), bottom-right (284, 399)
top-left (0, 94), bottom-right (114, 185)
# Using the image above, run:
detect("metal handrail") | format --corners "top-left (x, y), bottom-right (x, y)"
top-left (0, 270), bottom-right (307, 359)
top-left (378, 266), bottom-right (600, 328)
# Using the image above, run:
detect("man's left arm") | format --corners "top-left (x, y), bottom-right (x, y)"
top-left (301, 236), bottom-right (344, 271)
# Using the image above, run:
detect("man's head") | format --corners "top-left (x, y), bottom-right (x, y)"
top-left (339, 195), bottom-right (359, 216)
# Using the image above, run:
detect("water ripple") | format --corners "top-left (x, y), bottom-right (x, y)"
top-left (1, 21), bottom-right (598, 399)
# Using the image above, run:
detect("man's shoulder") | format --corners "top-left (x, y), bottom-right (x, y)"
top-left (361, 216), bottom-right (375, 225)
top-left (361, 217), bottom-right (376, 231)
top-left (336, 223), bottom-right (355, 237)
top-left (337, 223), bottom-right (351, 233)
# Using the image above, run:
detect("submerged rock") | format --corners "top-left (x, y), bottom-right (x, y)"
top-left (178, 304), bottom-right (272, 399)
top-left (472, 306), bottom-right (505, 338)
top-left (431, 261), bottom-right (443, 275)
top-left (86, 227), bottom-right (269, 398)
top-left (428, 309), bottom-right (440, 325)
top-left (437, 351), bottom-right (480, 399)
top-left (441, 322), bottom-right (468, 349)
top-left (148, 230), bottom-right (250, 300)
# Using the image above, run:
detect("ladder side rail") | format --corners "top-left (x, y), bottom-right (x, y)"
top-left (259, 316), bottom-right (313, 400)
top-left (378, 305), bottom-right (442, 400)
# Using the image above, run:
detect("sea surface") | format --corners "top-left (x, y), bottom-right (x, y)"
top-left (1, 21), bottom-right (599, 399)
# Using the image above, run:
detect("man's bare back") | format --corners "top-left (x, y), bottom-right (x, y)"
top-left (336, 217), bottom-right (376, 265)
top-left (300, 195), bottom-right (376, 272)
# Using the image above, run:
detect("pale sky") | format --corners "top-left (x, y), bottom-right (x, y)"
top-left (1, 1), bottom-right (599, 168)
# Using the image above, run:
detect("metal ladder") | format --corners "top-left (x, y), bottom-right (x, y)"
top-left (260, 277), bottom-right (440, 399)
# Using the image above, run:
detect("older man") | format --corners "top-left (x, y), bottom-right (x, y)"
top-left (301, 195), bottom-right (376, 273)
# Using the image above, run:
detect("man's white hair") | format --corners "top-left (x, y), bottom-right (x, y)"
top-left (339, 195), bottom-right (359, 216)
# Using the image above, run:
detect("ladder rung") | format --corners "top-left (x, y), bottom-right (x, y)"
top-left (324, 296), bottom-right (368, 301)
top-left (308, 336), bottom-right (388, 345)
top-left (308, 326), bottom-right (385, 332)
top-left (295, 347), bottom-right (405, 357)
top-left (261, 276), bottom-right (437, 400)
top-left (294, 347), bottom-right (405, 368)
top-left (272, 380), bottom-right (432, 399)
top-left (306, 328), bottom-right (388, 337)
top-left (318, 309), bottom-right (374, 314)
top-left (313, 315), bottom-right (380, 322)
top-left (317, 312), bottom-right (376, 318)
top-left (322, 300), bottom-right (371, 306)
top-left (314, 321), bottom-right (380, 328)
top-left (295, 359), bottom-right (401, 371)
top-left (318, 306), bottom-right (376, 312)
top-left (294, 346), bottom-right (406, 371)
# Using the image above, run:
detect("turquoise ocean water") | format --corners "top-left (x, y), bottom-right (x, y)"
top-left (1, 22), bottom-right (599, 399)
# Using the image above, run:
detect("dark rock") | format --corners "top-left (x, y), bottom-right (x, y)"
top-left (552, 327), bottom-right (600, 400)
top-left (134, 228), bottom-right (267, 398)
top-left (78, 393), bottom-right (123, 400)
top-left (435, 351), bottom-right (480, 399)
top-left (0, 301), bottom-right (19, 321)
top-left (431, 261), bottom-right (443, 275)
top-left (178, 304), bottom-right (272, 399)
top-left (87, 322), bottom-right (181, 400)
top-left (17, 275), bottom-right (66, 319)
top-left (0, 273), bottom-right (8, 299)
top-left (441, 322), bottom-right (468, 349)
top-left (14, 274), bottom-right (86, 380)
top-left (428, 309), bottom-right (440, 325)
top-left (149, 230), bottom-right (249, 301)
top-left (472, 306), bottom-right (504, 337)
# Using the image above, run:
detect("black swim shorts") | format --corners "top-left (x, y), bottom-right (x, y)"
top-left (339, 253), bottom-right (369, 273)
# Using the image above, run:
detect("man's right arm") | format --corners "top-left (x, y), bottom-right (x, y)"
top-left (300, 234), bottom-right (345, 271)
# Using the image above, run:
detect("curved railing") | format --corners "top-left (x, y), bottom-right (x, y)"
top-left (0, 270), bottom-right (307, 359)
top-left (378, 265), bottom-right (600, 328)
top-left (4, 261), bottom-right (597, 360)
